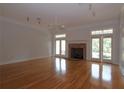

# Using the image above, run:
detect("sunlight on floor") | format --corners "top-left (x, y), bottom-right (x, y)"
top-left (55, 58), bottom-right (67, 75)
top-left (91, 64), bottom-right (100, 79)
top-left (91, 63), bottom-right (112, 82)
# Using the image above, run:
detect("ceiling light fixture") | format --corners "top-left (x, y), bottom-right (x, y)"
top-left (37, 17), bottom-right (41, 24)
top-left (78, 3), bottom-right (96, 17)
top-left (48, 16), bottom-right (65, 31)
top-left (92, 11), bottom-right (96, 17)
top-left (89, 4), bottom-right (96, 17)
top-left (27, 16), bottom-right (30, 22)
top-left (89, 4), bottom-right (92, 10)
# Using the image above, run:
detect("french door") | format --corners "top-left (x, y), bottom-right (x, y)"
top-left (92, 37), bottom-right (101, 61)
top-left (102, 37), bottom-right (112, 61)
top-left (55, 39), bottom-right (66, 57)
top-left (91, 36), bottom-right (112, 62)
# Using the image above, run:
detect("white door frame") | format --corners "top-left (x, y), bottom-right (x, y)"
top-left (55, 39), bottom-right (66, 57)
top-left (91, 35), bottom-right (113, 63)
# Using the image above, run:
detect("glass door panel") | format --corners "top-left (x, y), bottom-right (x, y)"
top-left (92, 38), bottom-right (100, 60)
top-left (56, 40), bottom-right (60, 55)
top-left (55, 39), bottom-right (66, 56)
top-left (103, 37), bottom-right (112, 61)
top-left (61, 40), bottom-right (66, 55)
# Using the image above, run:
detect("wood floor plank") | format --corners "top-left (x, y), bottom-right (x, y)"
top-left (0, 57), bottom-right (124, 89)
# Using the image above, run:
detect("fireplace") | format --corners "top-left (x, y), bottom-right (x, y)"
top-left (68, 43), bottom-right (86, 60)
top-left (71, 48), bottom-right (83, 59)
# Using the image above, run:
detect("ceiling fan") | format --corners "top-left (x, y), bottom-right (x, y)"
top-left (78, 3), bottom-right (96, 17)
top-left (26, 16), bottom-right (42, 24)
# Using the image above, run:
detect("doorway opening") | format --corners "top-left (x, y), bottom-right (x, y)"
top-left (91, 29), bottom-right (113, 63)
top-left (55, 34), bottom-right (66, 57)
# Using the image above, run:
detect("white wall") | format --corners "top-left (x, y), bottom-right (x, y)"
top-left (52, 19), bottom-right (120, 64)
top-left (0, 7), bottom-right (2, 16)
top-left (0, 17), bottom-right (51, 65)
top-left (120, 6), bottom-right (124, 76)
top-left (0, 7), bottom-right (3, 62)
top-left (0, 18), bottom-right (3, 63)
top-left (66, 26), bottom-right (91, 60)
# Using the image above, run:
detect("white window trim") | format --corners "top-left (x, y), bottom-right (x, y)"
top-left (55, 34), bottom-right (66, 39)
top-left (91, 28), bottom-right (113, 35)
top-left (90, 28), bottom-right (113, 63)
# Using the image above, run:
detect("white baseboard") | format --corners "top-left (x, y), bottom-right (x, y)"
top-left (0, 56), bottom-right (51, 65)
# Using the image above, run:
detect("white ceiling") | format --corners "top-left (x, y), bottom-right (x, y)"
top-left (0, 3), bottom-right (123, 28)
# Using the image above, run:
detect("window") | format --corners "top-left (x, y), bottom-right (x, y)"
top-left (55, 34), bottom-right (66, 38)
top-left (91, 29), bottom-right (113, 35)
top-left (103, 29), bottom-right (113, 34)
top-left (91, 30), bottom-right (102, 35)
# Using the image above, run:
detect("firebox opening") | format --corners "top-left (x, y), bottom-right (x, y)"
top-left (71, 48), bottom-right (83, 59)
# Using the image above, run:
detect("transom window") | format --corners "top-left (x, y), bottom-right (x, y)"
top-left (91, 29), bottom-right (113, 35)
top-left (55, 34), bottom-right (66, 38)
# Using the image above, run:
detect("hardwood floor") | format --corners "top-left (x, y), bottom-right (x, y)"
top-left (0, 57), bottom-right (124, 89)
